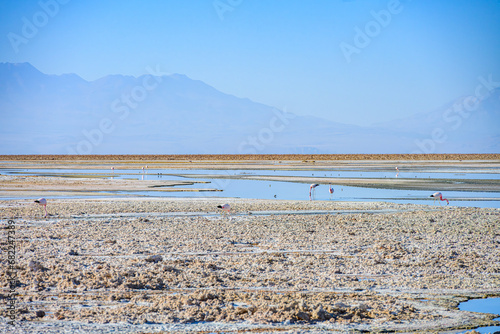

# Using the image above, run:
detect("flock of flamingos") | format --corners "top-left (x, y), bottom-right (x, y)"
top-left (32, 164), bottom-right (450, 217)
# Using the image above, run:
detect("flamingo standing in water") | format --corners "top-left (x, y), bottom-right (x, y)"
top-left (34, 198), bottom-right (48, 217)
top-left (217, 204), bottom-right (231, 215)
top-left (395, 166), bottom-right (399, 178)
top-left (309, 184), bottom-right (319, 200)
top-left (430, 192), bottom-right (449, 205)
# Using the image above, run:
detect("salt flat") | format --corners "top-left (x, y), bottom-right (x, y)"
top-left (1, 156), bottom-right (499, 333)
top-left (1, 196), bottom-right (499, 333)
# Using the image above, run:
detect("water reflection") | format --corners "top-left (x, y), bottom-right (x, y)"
top-left (1, 168), bottom-right (499, 208)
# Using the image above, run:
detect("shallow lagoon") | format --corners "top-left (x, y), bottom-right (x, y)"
top-left (2, 166), bottom-right (500, 208)
top-left (5, 167), bottom-right (500, 180)
top-left (2, 166), bottom-right (499, 208)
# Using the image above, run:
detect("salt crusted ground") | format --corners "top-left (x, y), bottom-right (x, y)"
top-left (1, 197), bottom-right (499, 333)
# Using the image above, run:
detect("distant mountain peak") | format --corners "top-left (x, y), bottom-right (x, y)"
top-left (0, 61), bottom-right (41, 74)
top-left (1, 61), bottom-right (36, 68)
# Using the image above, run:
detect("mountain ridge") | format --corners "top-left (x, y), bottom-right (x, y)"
top-left (0, 62), bottom-right (498, 154)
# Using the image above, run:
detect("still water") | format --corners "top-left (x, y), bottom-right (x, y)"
top-left (2, 167), bottom-right (499, 208)
top-left (456, 297), bottom-right (500, 334)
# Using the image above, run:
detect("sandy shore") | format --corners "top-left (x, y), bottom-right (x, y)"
top-left (0, 175), bottom-right (221, 198)
top-left (1, 196), bottom-right (499, 333)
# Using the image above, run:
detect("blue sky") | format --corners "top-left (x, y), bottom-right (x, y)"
top-left (1, 0), bottom-right (499, 126)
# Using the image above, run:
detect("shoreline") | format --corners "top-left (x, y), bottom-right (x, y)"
top-left (1, 158), bottom-right (500, 198)
top-left (2, 153), bottom-right (500, 161)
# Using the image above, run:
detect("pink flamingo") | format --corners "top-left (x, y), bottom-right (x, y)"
top-left (309, 184), bottom-right (319, 200)
top-left (430, 192), bottom-right (449, 205)
top-left (395, 166), bottom-right (399, 178)
top-left (217, 204), bottom-right (231, 215)
top-left (34, 198), bottom-right (48, 217)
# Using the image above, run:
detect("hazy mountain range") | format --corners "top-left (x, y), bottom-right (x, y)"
top-left (0, 62), bottom-right (498, 154)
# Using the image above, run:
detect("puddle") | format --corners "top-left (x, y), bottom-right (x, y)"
top-left (459, 297), bottom-right (500, 315)
top-left (456, 297), bottom-right (500, 334)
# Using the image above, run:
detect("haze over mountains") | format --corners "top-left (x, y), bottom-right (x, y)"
top-left (0, 62), bottom-right (498, 154)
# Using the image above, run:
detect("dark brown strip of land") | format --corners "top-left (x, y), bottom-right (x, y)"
top-left (1, 153), bottom-right (499, 161)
